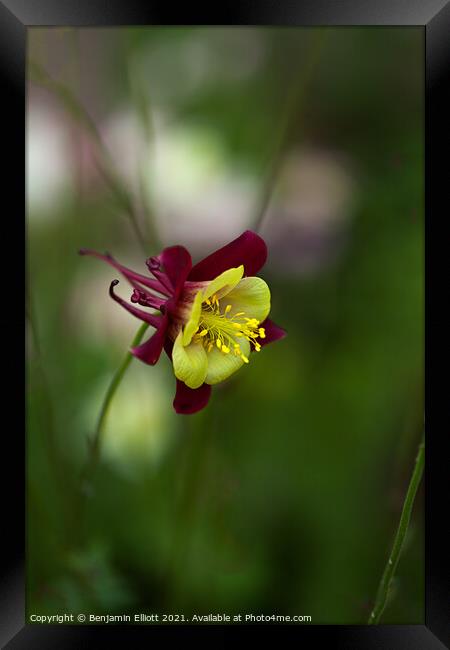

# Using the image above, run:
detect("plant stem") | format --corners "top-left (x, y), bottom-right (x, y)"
top-left (29, 60), bottom-right (149, 255)
top-left (27, 286), bottom-right (74, 493)
top-left (164, 407), bottom-right (215, 607)
top-left (87, 323), bottom-right (149, 470)
top-left (368, 435), bottom-right (425, 624)
top-left (251, 29), bottom-right (328, 233)
top-left (126, 53), bottom-right (162, 252)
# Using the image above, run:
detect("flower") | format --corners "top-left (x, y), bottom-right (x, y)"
top-left (80, 230), bottom-right (286, 414)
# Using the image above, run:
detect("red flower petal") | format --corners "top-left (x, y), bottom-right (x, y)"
top-left (131, 314), bottom-right (169, 365)
top-left (79, 249), bottom-right (170, 296)
top-left (188, 230), bottom-right (268, 281)
top-left (109, 281), bottom-right (163, 328)
top-left (158, 246), bottom-right (192, 298)
top-left (173, 380), bottom-right (212, 415)
top-left (259, 318), bottom-right (287, 347)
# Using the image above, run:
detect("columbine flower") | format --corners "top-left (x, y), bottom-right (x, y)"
top-left (80, 230), bottom-right (286, 414)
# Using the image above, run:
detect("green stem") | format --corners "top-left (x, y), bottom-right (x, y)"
top-left (164, 408), bottom-right (215, 607)
top-left (26, 290), bottom-right (64, 489)
top-left (77, 323), bottom-right (150, 526)
top-left (29, 60), bottom-right (149, 255)
top-left (368, 435), bottom-right (425, 624)
top-left (251, 29), bottom-right (328, 233)
top-left (127, 54), bottom-right (162, 253)
top-left (88, 323), bottom-right (149, 467)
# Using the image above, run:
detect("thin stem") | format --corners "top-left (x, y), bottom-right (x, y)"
top-left (26, 288), bottom-right (65, 489)
top-left (73, 326), bottom-right (149, 546)
top-left (127, 52), bottom-right (162, 252)
top-left (251, 29), bottom-right (328, 233)
top-left (29, 60), bottom-right (149, 255)
top-left (87, 322), bottom-right (149, 469)
top-left (164, 407), bottom-right (215, 607)
top-left (368, 435), bottom-right (425, 624)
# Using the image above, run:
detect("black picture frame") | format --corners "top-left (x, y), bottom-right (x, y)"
top-left (3, 1), bottom-right (448, 647)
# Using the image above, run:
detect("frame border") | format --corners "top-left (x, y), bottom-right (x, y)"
top-left (4, 1), bottom-right (448, 647)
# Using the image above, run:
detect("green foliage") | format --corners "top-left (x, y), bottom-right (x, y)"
top-left (27, 27), bottom-right (423, 624)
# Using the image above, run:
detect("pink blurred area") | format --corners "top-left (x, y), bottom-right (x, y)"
top-left (28, 28), bottom-right (356, 271)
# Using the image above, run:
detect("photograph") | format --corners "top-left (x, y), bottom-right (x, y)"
top-left (26, 25), bottom-right (424, 628)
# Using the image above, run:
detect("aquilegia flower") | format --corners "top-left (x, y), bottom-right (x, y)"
top-left (80, 230), bottom-right (286, 414)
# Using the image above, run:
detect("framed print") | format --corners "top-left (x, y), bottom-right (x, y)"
top-left (2, 1), bottom-right (448, 647)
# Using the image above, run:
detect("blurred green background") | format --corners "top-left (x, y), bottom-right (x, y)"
top-left (26, 27), bottom-right (424, 624)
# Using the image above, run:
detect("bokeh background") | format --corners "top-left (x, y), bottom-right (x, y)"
top-left (26, 27), bottom-right (424, 624)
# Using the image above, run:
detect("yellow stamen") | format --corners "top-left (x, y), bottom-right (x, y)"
top-left (194, 293), bottom-right (265, 366)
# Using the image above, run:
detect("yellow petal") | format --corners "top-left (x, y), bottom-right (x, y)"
top-left (173, 332), bottom-right (208, 389)
top-left (224, 277), bottom-right (271, 324)
top-left (182, 290), bottom-right (203, 346)
top-left (201, 266), bottom-right (244, 302)
top-left (205, 338), bottom-right (251, 385)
